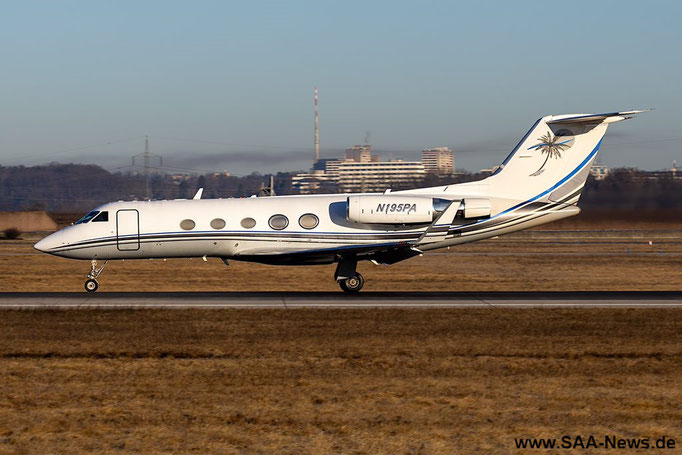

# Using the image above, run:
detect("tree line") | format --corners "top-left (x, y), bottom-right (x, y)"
top-left (0, 163), bottom-right (680, 215)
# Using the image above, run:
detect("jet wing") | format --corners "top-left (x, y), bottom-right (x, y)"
top-left (417, 199), bottom-right (461, 245)
top-left (232, 241), bottom-right (420, 265)
top-left (236, 241), bottom-right (409, 256)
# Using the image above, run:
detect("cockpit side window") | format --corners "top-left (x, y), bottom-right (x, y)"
top-left (92, 211), bottom-right (109, 222)
top-left (75, 211), bottom-right (99, 225)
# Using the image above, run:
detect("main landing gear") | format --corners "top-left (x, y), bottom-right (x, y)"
top-left (339, 273), bottom-right (364, 293)
top-left (335, 256), bottom-right (364, 294)
top-left (84, 259), bottom-right (108, 293)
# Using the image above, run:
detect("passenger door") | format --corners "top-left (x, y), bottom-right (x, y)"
top-left (116, 209), bottom-right (140, 251)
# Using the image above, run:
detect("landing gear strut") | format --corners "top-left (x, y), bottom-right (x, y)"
top-left (85, 259), bottom-right (108, 293)
top-left (335, 256), bottom-right (365, 293)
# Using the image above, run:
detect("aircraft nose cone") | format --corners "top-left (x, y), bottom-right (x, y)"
top-left (34, 232), bottom-right (61, 253)
top-left (34, 237), bottom-right (48, 252)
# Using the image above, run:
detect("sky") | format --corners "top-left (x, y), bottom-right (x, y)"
top-left (1, 0), bottom-right (681, 175)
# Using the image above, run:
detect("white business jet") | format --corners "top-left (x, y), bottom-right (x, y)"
top-left (35, 110), bottom-right (646, 293)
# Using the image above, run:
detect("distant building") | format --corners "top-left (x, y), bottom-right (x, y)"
top-left (337, 159), bottom-right (425, 193)
top-left (312, 158), bottom-right (342, 174)
top-left (291, 170), bottom-right (338, 194)
top-left (294, 158), bottom-right (343, 194)
top-left (344, 145), bottom-right (374, 163)
top-left (590, 163), bottom-right (610, 180)
top-left (171, 173), bottom-right (191, 184)
top-left (293, 144), bottom-right (427, 194)
top-left (646, 162), bottom-right (682, 181)
top-left (422, 147), bottom-right (454, 175)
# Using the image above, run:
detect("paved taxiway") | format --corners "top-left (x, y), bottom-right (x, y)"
top-left (0, 291), bottom-right (680, 309)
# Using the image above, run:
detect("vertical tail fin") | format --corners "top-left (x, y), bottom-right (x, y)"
top-left (486, 111), bottom-right (647, 205)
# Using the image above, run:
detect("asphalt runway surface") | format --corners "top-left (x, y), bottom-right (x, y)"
top-left (0, 291), bottom-right (680, 309)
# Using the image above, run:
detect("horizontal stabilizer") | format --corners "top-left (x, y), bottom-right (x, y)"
top-left (548, 109), bottom-right (650, 125)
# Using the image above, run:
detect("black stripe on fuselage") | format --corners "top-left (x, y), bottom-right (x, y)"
top-left (46, 230), bottom-right (424, 254)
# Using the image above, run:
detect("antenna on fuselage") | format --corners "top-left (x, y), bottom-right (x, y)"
top-left (314, 86), bottom-right (319, 163)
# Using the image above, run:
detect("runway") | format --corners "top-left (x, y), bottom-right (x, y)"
top-left (0, 291), bottom-right (680, 309)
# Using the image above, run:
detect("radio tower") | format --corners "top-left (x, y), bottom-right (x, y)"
top-left (132, 136), bottom-right (163, 200)
top-left (314, 86), bottom-right (319, 163)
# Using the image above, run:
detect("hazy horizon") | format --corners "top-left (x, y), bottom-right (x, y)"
top-left (1, 1), bottom-right (681, 175)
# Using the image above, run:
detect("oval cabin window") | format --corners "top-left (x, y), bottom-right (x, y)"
top-left (268, 214), bottom-right (289, 230)
top-left (298, 213), bottom-right (319, 229)
top-left (210, 218), bottom-right (226, 229)
top-left (180, 219), bottom-right (195, 230)
top-left (240, 217), bottom-right (256, 229)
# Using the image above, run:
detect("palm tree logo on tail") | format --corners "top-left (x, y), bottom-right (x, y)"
top-left (528, 132), bottom-right (572, 176)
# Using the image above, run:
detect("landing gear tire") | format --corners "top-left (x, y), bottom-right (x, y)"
top-left (85, 279), bottom-right (99, 293)
top-left (339, 273), bottom-right (364, 294)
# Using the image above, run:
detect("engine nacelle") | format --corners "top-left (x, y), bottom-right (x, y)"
top-left (346, 195), bottom-right (446, 224)
top-left (462, 198), bottom-right (491, 218)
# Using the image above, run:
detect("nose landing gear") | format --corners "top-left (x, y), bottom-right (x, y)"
top-left (84, 259), bottom-right (108, 293)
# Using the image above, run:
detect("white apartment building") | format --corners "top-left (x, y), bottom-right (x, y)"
top-left (293, 144), bottom-right (426, 193)
top-left (421, 147), bottom-right (454, 175)
top-left (291, 170), bottom-right (338, 194)
top-left (337, 160), bottom-right (425, 193)
top-left (590, 163), bottom-right (610, 180)
top-left (344, 145), bottom-right (374, 163)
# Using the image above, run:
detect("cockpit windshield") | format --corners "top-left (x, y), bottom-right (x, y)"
top-left (75, 211), bottom-right (99, 225)
top-left (92, 211), bottom-right (109, 222)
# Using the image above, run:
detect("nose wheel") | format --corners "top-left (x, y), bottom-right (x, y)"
top-left (85, 279), bottom-right (99, 292)
top-left (84, 260), bottom-right (108, 293)
top-left (338, 273), bottom-right (364, 294)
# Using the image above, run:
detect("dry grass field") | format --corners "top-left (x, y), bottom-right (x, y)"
top-left (0, 308), bottom-right (680, 454)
